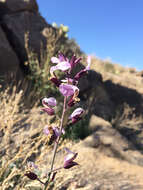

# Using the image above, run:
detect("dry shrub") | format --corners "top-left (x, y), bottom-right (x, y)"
top-left (0, 87), bottom-right (46, 189)
top-left (112, 103), bottom-right (143, 133)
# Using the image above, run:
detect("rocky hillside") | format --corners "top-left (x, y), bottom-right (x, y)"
top-left (0, 1), bottom-right (143, 190)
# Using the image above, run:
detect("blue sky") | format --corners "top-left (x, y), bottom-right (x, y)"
top-left (37, 0), bottom-right (143, 71)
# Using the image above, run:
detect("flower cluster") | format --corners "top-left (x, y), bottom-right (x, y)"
top-left (25, 53), bottom-right (90, 188)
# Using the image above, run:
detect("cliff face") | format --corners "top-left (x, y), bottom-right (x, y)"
top-left (0, 0), bottom-right (49, 75)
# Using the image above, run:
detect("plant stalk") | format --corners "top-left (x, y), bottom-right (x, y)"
top-left (44, 97), bottom-right (67, 189)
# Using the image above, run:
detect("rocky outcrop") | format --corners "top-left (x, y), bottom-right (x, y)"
top-left (0, 0), bottom-right (38, 14)
top-left (0, 26), bottom-right (19, 74)
top-left (0, 0), bottom-right (50, 75)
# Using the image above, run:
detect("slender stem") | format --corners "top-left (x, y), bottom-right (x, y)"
top-left (50, 96), bottom-right (67, 172)
top-left (37, 177), bottom-right (45, 185)
top-left (51, 166), bottom-right (63, 173)
top-left (44, 97), bottom-right (67, 189)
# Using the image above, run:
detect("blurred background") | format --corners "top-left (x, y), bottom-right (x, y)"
top-left (37, 0), bottom-right (143, 70)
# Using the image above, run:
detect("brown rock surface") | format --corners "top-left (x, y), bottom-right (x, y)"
top-left (0, 26), bottom-right (19, 74)
top-left (0, 0), bottom-right (38, 14)
top-left (0, 0), bottom-right (52, 75)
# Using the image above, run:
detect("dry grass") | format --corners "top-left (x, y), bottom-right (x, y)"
top-left (0, 87), bottom-right (49, 189)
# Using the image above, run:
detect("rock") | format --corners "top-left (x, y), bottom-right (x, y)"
top-left (84, 115), bottom-right (143, 166)
top-left (78, 70), bottom-right (115, 120)
top-left (83, 134), bottom-right (100, 148)
top-left (0, 0), bottom-right (55, 75)
top-left (136, 70), bottom-right (143, 77)
top-left (0, 0), bottom-right (38, 15)
top-left (0, 1), bottom-right (53, 75)
top-left (89, 115), bottom-right (111, 132)
top-left (0, 26), bottom-right (19, 74)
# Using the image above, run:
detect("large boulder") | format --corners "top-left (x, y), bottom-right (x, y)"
top-left (0, 26), bottom-right (19, 74)
top-left (0, 0), bottom-right (51, 74)
top-left (0, 0), bottom-right (38, 14)
top-left (83, 115), bottom-right (143, 167)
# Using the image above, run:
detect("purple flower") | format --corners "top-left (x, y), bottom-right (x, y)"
top-left (50, 54), bottom-right (82, 76)
top-left (50, 56), bottom-right (71, 75)
top-left (69, 55), bottom-right (82, 71)
top-left (50, 77), bottom-right (61, 87)
top-left (41, 107), bottom-right (55, 115)
top-left (25, 162), bottom-right (39, 180)
top-left (69, 108), bottom-right (85, 124)
top-left (74, 56), bottom-right (91, 81)
top-left (59, 83), bottom-right (79, 97)
top-left (43, 126), bottom-right (65, 144)
top-left (42, 97), bottom-right (57, 107)
top-left (58, 53), bottom-right (68, 62)
top-left (42, 97), bottom-right (56, 115)
top-left (63, 148), bottom-right (78, 169)
top-left (27, 162), bottom-right (38, 170)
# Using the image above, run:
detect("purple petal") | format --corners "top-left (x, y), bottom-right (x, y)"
top-left (53, 127), bottom-right (61, 137)
top-left (43, 126), bottom-right (50, 135)
top-left (64, 147), bottom-right (75, 154)
top-left (42, 97), bottom-right (56, 107)
top-left (56, 61), bottom-right (71, 71)
top-left (58, 53), bottom-right (67, 62)
top-left (53, 127), bottom-right (65, 137)
top-left (27, 162), bottom-right (38, 170)
top-left (41, 107), bottom-right (55, 115)
top-left (59, 84), bottom-right (79, 97)
top-left (86, 56), bottom-right (91, 70)
top-left (71, 117), bottom-right (81, 124)
top-left (70, 55), bottom-right (82, 70)
top-left (64, 161), bottom-right (78, 169)
top-left (50, 62), bottom-right (71, 75)
top-left (50, 65), bottom-right (59, 75)
top-left (74, 69), bottom-right (87, 81)
top-left (50, 77), bottom-right (61, 87)
top-left (64, 151), bottom-right (78, 163)
top-left (67, 96), bottom-right (75, 107)
top-left (51, 57), bottom-right (60, 64)
top-left (70, 55), bottom-right (76, 69)
top-left (69, 108), bottom-right (84, 119)
top-left (72, 57), bottom-right (82, 68)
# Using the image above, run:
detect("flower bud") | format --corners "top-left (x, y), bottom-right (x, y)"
top-left (41, 107), bottom-right (55, 115)
top-left (25, 171), bottom-right (37, 180)
top-left (63, 148), bottom-right (78, 169)
top-left (42, 97), bottom-right (57, 107)
top-left (69, 108), bottom-right (85, 124)
top-left (50, 77), bottom-right (61, 87)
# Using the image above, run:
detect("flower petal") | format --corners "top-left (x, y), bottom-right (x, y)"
top-left (51, 57), bottom-right (60, 64)
top-left (50, 77), bottom-right (61, 87)
top-left (59, 84), bottom-right (74, 97)
top-left (41, 107), bottom-right (55, 115)
top-left (56, 61), bottom-right (71, 71)
top-left (42, 97), bottom-right (56, 107)
top-left (59, 84), bottom-right (79, 97)
top-left (64, 161), bottom-right (78, 169)
top-left (69, 108), bottom-right (84, 119)
top-left (43, 126), bottom-right (50, 135)
top-left (64, 148), bottom-right (78, 163)
top-left (86, 56), bottom-right (91, 70)
top-left (27, 162), bottom-right (38, 170)
top-left (58, 53), bottom-right (67, 62)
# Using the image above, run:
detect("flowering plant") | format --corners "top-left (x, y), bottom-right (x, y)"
top-left (25, 53), bottom-right (90, 189)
